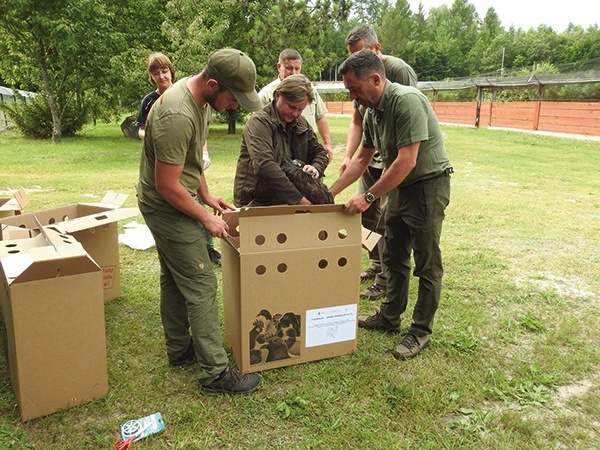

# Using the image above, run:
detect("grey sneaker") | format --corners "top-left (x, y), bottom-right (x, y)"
top-left (360, 282), bottom-right (386, 300)
top-left (360, 267), bottom-right (379, 282)
top-left (357, 311), bottom-right (399, 334)
top-left (203, 367), bottom-right (262, 395)
top-left (392, 333), bottom-right (430, 360)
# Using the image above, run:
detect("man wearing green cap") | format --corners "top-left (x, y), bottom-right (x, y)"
top-left (137, 48), bottom-right (262, 394)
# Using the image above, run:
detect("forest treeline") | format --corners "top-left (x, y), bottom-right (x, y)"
top-left (1, 0), bottom-right (598, 141)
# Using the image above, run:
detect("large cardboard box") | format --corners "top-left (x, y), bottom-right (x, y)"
top-left (0, 228), bottom-right (108, 421)
top-left (221, 205), bottom-right (362, 373)
top-left (0, 192), bottom-right (139, 302)
top-left (0, 188), bottom-right (29, 218)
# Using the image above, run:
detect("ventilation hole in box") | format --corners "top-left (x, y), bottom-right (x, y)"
top-left (338, 228), bottom-right (348, 239)
top-left (7, 250), bottom-right (20, 254)
top-left (318, 230), bottom-right (328, 241)
top-left (276, 233), bottom-right (287, 244)
top-left (18, 224), bottom-right (26, 228)
top-left (255, 235), bottom-right (266, 245)
top-left (255, 265), bottom-right (266, 275)
top-left (338, 257), bottom-right (348, 267)
top-left (277, 263), bottom-right (287, 273)
top-left (5, 243), bottom-right (17, 248)
top-left (60, 216), bottom-right (68, 222)
top-left (318, 259), bottom-right (328, 269)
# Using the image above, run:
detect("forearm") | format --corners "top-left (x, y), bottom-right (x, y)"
top-left (330, 147), bottom-right (373, 196)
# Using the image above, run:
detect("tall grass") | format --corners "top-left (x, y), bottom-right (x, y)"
top-left (0, 119), bottom-right (598, 449)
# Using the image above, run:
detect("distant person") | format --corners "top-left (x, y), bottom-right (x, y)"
top-left (339, 25), bottom-right (418, 301)
top-left (330, 49), bottom-right (452, 360)
top-left (235, 74), bottom-right (329, 207)
top-left (137, 48), bottom-right (263, 394)
top-left (259, 49), bottom-right (333, 163)
top-left (136, 52), bottom-right (175, 140)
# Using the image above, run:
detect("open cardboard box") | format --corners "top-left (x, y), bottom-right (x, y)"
top-left (0, 192), bottom-right (139, 302)
top-left (0, 226), bottom-right (108, 421)
top-left (221, 204), bottom-right (362, 373)
top-left (0, 188), bottom-right (29, 218)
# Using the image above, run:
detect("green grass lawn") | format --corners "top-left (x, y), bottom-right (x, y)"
top-left (0, 118), bottom-right (599, 449)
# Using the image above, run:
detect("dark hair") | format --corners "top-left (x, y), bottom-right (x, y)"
top-left (338, 49), bottom-right (385, 80)
top-left (278, 49), bottom-right (302, 64)
top-left (275, 74), bottom-right (315, 103)
top-left (345, 26), bottom-right (378, 48)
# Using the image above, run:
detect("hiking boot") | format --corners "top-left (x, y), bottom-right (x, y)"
top-left (169, 338), bottom-right (196, 368)
top-left (203, 367), bottom-right (262, 395)
top-left (392, 333), bottom-right (430, 360)
top-left (357, 311), bottom-right (399, 334)
top-left (360, 282), bottom-right (386, 300)
top-left (360, 267), bottom-right (379, 282)
top-left (208, 248), bottom-right (221, 266)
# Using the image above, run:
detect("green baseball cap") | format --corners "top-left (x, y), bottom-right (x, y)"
top-left (206, 48), bottom-right (261, 112)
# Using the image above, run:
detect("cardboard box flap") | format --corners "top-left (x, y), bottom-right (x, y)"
top-left (0, 231), bottom-right (100, 283)
top-left (0, 188), bottom-right (30, 212)
top-left (231, 204), bottom-right (360, 253)
top-left (48, 207), bottom-right (140, 234)
top-left (361, 226), bottom-right (381, 252)
top-left (86, 191), bottom-right (129, 208)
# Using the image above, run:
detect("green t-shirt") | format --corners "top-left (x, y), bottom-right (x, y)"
top-left (362, 81), bottom-right (451, 187)
top-left (137, 76), bottom-right (210, 213)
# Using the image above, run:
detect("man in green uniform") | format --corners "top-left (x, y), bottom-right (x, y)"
top-left (339, 25), bottom-right (418, 301)
top-left (330, 49), bottom-right (452, 360)
top-left (137, 48), bottom-right (262, 394)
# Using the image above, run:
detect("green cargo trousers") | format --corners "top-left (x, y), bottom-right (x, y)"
top-left (139, 201), bottom-right (228, 385)
top-left (380, 173), bottom-right (451, 338)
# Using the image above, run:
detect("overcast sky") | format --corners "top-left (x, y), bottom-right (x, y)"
top-left (407, 0), bottom-right (599, 32)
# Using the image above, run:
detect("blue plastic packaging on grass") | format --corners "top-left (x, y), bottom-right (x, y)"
top-left (120, 412), bottom-right (165, 442)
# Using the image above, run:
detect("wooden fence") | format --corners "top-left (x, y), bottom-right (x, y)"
top-left (325, 101), bottom-right (600, 137)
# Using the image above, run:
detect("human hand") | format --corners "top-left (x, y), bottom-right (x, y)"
top-left (297, 196), bottom-right (312, 206)
top-left (204, 194), bottom-right (235, 216)
top-left (202, 214), bottom-right (229, 238)
top-left (344, 193), bottom-right (370, 214)
top-left (302, 164), bottom-right (319, 178)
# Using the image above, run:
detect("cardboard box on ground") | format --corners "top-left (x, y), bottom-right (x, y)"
top-left (0, 192), bottom-right (139, 303)
top-left (0, 225), bottom-right (108, 421)
top-left (0, 188), bottom-right (29, 218)
top-left (221, 204), bottom-right (364, 373)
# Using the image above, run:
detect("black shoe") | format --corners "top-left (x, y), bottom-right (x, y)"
top-left (208, 248), bottom-right (221, 266)
top-left (360, 267), bottom-right (379, 282)
top-left (169, 339), bottom-right (196, 368)
top-left (392, 333), bottom-right (430, 360)
top-left (359, 282), bottom-right (386, 300)
top-left (203, 367), bottom-right (262, 395)
top-left (357, 311), bottom-right (399, 334)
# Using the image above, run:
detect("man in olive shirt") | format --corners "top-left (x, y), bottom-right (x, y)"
top-left (339, 25), bottom-right (418, 301)
top-left (330, 49), bottom-right (452, 360)
top-left (137, 48), bottom-right (263, 394)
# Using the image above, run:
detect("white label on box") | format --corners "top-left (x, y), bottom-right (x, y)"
top-left (305, 304), bottom-right (357, 348)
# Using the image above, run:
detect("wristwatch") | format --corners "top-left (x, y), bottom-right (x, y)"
top-left (364, 191), bottom-right (376, 203)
